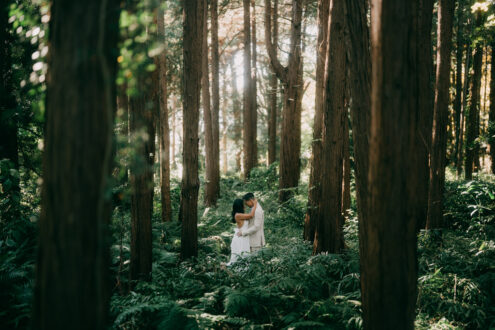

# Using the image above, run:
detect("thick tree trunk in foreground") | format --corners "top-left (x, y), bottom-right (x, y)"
top-left (180, 0), bottom-right (204, 260)
top-left (304, 0), bottom-right (329, 242)
top-left (268, 0), bottom-right (279, 165)
top-left (344, 0), bottom-right (371, 246)
top-left (489, 43), bottom-right (495, 174)
top-left (363, 0), bottom-right (421, 328)
top-left (343, 112), bottom-right (351, 215)
top-left (313, 0), bottom-right (346, 254)
top-left (34, 1), bottom-right (120, 328)
top-left (157, 9), bottom-right (172, 222)
top-left (427, 0), bottom-right (454, 229)
top-left (243, 0), bottom-right (256, 178)
top-left (265, 0), bottom-right (304, 203)
top-left (465, 12), bottom-right (483, 180)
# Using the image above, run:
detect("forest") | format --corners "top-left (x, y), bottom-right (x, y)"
top-left (1, 0), bottom-right (495, 329)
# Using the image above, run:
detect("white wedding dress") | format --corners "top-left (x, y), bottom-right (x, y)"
top-left (226, 220), bottom-right (250, 266)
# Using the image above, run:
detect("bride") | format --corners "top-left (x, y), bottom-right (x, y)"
top-left (226, 198), bottom-right (257, 266)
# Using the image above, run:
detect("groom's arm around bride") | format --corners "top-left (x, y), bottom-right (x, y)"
top-left (237, 193), bottom-right (265, 252)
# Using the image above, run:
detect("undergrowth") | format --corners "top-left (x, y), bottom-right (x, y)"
top-left (0, 164), bottom-right (494, 329)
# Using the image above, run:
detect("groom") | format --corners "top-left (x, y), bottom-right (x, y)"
top-left (237, 193), bottom-right (265, 253)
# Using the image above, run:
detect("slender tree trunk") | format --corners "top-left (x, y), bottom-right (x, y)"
top-left (180, 0), bottom-right (204, 260)
top-left (343, 112), bottom-right (351, 215)
top-left (364, 0), bottom-right (421, 328)
top-left (453, 2), bottom-right (464, 168)
top-left (34, 1), bottom-right (120, 328)
top-left (203, 1), bottom-right (218, 206)
top-left (156, 9), bottom-right (172, 222)
top-left (416, 0), bottom-right (434, 230)
top-left (304, 0), bottom-right (329, 242)
top-left (268, 0), bottom-right (279, 165)
top-left (251, 0), bottom-right (258, 162)
top-left (230, 55), bottom-right (242, 172)
top-left (171, 95), bottom-right (177, 169)
top-left (129, 76), bottom-right (155, 282)
top-left (210, 0), bottom-right (221, 202)
top-left (222, 66), bottom-right (229, 174)
top-left (243, 0), bottom-right (256, 178)
top-left (264, 0), bottom-right (304, 203)
top-left (344, 0), bottom-right (371, 246)
top-left (313, 0), bottom-right (346, 254)
top-left (489, 43), bottom-right (495, 174)
top-left (458, 33), bottom-right (472, 176)
top-left (465, 12), bottom-right (483, 180)
top-left (427, 0), bottom-right (454, 229)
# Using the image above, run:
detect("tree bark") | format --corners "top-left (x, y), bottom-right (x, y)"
top-left (129, 77), bottom-right (156, 282)
top-left (342, 112), bottom-right (351, 215)
top-left (221, 65), bottom-right (229, 174)
top-left (304, 0), bottom-right (329, 242)
top-left (171, 95), bottom-right (177, 169)
top-left (465, 12), bottom-right (483, 180)
top-left (251, 0), bottom-right (258, 163)
top-left (180, 0), bottom-right (204, 260)
top-left (34, 1), bottom-right (120, 328)
top-left (268, 0), bottom-right (279, 165)
top-left (426, 0), bottom-right (454, 230)
top-left (203, 1), bottom-right (219, 206)
top-left (453, 2), bottom-right (464, 169)
top-left (416, 0), bottom-right (434, 230)
top-left (489, 43), bottom-right (495, 174)
top-left (243, 0), bottom-right (257, 178)
top-left (364, 0), bottom-right (421, 328)
top-left (344, 0), bottom-right (371, 252)
top-left (230, 55), bottom-right (242, 172)
top-left (210, 0), bottom-right (221, 203)
top-left (264, 0), bottom-right (304, 203)
top-left (313, 0), bottom-right (346, 254)
top-left (458, 30), bottom-right (472, 176)
top-left (156, 9), bottom-right (172, 222)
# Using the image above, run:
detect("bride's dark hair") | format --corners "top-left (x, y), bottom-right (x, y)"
top-left (231, 199), bottom-right (244, 223)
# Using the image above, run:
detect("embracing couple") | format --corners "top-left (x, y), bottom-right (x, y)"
top-left (226, 193), bottom-right (265, 266)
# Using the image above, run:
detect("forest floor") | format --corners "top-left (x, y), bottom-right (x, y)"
top-left (1, 165), bottom-right (494, 329)
top-left (109, 165), bottom-right (495, 329)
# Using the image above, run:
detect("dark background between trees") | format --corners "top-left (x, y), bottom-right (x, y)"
top-left (1, 0), bottom-right (495, 329)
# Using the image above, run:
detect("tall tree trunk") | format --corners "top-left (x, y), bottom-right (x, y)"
top-left (427, 0), bottom-right (454, 229)
top-left (157, 9), bottom-right (172, 222)
top-left (364, 0), bottom-right (421, 328)
top-left (304, 0), bottom-right (329, 242)
top-left (458, 32), bottom-right (472, 176)
top-left (489, 43), bottom-right (495, 174)
top-left (265, 0), bottom-right (304, 203)
top-left (465, 12), bottom-right (483, 180)
top-left (230, 55), bottom-right (242, 172)
top-left (342, 112), bottom-right (351, 215)
top-left (222, 66), bottom-right (229, 174)
top-left (171, 95), bottom-right (178, 169)
top-left (251, 0), bottom-right (258, 162)
top-left (243, 0), bottom-right (256, 178)
top-left (453, 2), bottom-right (464, 169)
top-left (129, 77), bottom-right (156, 282)
top-left (344, 0), bottom-right (371, 255)
top-left (34, 1), bottom-right (120, 328)
top-left (203, 1), bottom-right (219, 206)
top-left (313, 0), bottom-right (346, 254)
top-left (210, 0), bottom-right (221, 202)
top-left (180, 0), bottom-right (204, 260)
top-left (416, 0), bottom-right (434, 230)
top-left (268, 0), bottom-right (279, 165)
